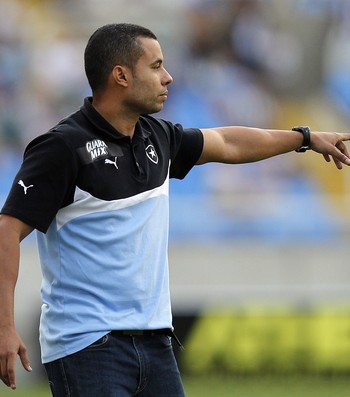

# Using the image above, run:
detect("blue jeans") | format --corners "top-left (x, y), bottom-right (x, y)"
top-left (44, 331), bottom-right (186, 397)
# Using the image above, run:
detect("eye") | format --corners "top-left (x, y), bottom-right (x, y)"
top-left (152, 61), bottom-right (162, 70)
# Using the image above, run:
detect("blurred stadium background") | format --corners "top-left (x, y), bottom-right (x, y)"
top-left (2, 0), bottom-right (350, 393)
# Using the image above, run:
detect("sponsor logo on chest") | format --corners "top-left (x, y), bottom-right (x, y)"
top-left (86, 139), bottom-right (108, 160)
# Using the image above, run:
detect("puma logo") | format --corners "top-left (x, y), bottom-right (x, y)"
top-left (18, 180), bottom-right (34, 195)
top-left (105, 157), bottom-right (118, 169)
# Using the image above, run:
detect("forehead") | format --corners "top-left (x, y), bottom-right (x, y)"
top-left (137, 37), bottom-right (163, 64)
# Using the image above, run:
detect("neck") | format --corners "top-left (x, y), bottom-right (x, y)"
top-left (92, 96), bottom-right (138, 138)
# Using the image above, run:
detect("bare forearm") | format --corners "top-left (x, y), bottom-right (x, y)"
top-left (0, 230), bottom-right (20, 330)
top-left (199, 126), bottom-right (303, 164)
top-left (0, 215), bottom-right (32, 330)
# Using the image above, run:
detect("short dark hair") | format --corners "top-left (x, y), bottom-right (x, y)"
top-left (84, 23), bottom-right (157, 93)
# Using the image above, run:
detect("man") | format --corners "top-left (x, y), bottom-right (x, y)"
top-left (0, 23), bottom-right (349, 396)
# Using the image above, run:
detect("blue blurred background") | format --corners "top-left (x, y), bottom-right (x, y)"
top-left (2, 0), bottom-right (350, 384)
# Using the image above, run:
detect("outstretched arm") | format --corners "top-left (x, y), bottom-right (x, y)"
top-left (0, 215), bottom-right (33, 390)
top-left (197, 126), bottom-right (350, 169)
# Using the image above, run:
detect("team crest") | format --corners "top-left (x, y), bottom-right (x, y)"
top-left (146, 145), bottom-right (158, 164)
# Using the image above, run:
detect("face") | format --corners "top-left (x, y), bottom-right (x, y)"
top-left (124, 37), bottom-right (173, 115)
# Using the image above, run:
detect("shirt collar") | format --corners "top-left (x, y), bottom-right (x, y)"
top-left (80, 97), bottom-right (152, 141)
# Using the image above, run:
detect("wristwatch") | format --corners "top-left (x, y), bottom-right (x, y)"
top-left (292, 126), bottom-right (311, 152)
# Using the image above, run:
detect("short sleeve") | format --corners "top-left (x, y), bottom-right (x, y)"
top-left (1, 132), bottom-right (79, 233)
top-left (157, 119), bottom-right (203, 179)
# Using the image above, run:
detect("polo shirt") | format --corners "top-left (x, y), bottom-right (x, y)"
top-left (1, 97), bottom-right (203, 363)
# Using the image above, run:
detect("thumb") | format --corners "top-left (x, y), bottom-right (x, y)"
top-left (18, 345), bottom-right (32, 372)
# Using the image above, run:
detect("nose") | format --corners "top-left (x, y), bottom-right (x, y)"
top-left (163, 68), bottom-right (173, 85)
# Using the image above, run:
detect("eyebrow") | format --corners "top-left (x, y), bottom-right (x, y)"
top-left (150, 58), bottom-right (163, 67)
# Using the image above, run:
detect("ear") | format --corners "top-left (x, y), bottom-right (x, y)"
top-left (112, 65), bottom-right (130, 87)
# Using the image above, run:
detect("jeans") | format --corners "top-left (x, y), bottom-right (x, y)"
top-left (44, 331), bottom-right (186, 397)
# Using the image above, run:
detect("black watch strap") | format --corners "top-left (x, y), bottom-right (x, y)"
top-left (293, 126), bottom-right (311, 152)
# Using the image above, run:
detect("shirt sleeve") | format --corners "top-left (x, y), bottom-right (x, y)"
top-left (157, 119), bottom-right (204, 180)
top-left (1, 132), bottom-right (79, 233)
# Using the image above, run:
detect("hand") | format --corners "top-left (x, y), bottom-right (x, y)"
top-left (310, 131), bottom-right (350, 169)
top-left (0, 329), bottom-right (32, 390)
